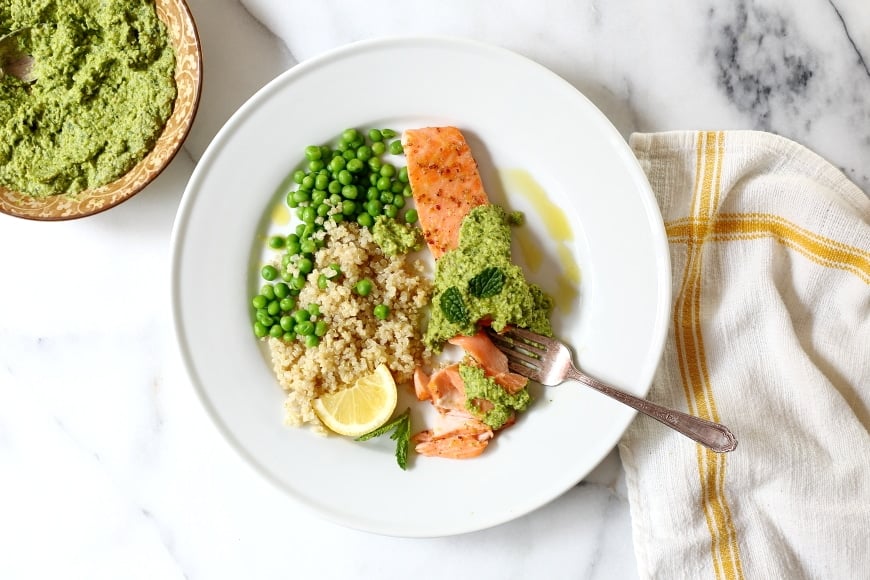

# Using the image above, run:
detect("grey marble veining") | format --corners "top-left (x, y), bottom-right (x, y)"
top-left (1, 1), bottom-right (867, 579)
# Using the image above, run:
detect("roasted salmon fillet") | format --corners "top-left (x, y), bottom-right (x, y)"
top-left (402, 127), bottom-right (489, 258)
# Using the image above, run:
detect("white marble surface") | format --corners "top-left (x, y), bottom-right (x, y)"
top-left (1, 1), bottom-right (868, 579)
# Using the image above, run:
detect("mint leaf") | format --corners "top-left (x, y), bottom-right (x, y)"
top-left (439, 286), bottom-right (468, 324)
top-left (356, 408), bottom-right (411, 470)
top-left (468, 267), bottom-right (506, 299)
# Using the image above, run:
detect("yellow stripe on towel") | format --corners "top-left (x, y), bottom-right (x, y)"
top-left (671, 131), bottom-right (745, 580)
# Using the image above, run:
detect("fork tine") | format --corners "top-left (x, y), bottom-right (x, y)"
top-left (506, 358), bottom-right (544, 382)
top-left (485, 327), bottom-right (547, 356)
top-left (497, 326), bottom-right (549, 350)
top-left (492, 339), bottom-right (541, 367)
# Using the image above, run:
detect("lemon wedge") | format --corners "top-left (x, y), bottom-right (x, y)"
top-left (313, 364), bottom-right (398, 437)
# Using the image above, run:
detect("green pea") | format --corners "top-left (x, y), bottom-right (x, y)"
top-left (252, 294), bottom-right (267, 309)
top-left (300, 239), bottom-right (317, 254)
top-left (329, 193), bottom-right (342, 205)
top-left (273, 282), bottom-right (290, 299)
top-left (341, 200), bottom-right (356, 215)
top-left (269, 324), bottom-right (283, 338)
top-left (366, 187), bottom-right (380, 201)
top-left (314, 320), bottom-right (328, 337)
top-left (368, 157), bottom-right (382, 172)
top-left (342, 184), bottom-right (359, 200)
top-left (342, 149), bottom-right (356, 161)
top-left (255, 308), bottom-right (269, 321)
top-left (307, 303), bottom-right (321, 318)
top-left (381, 129), bottom-right (397, 138)
top-left (384, 204), bottom-right (398, 219)
top-left (296, 320), bottom-right (315, 336)
top-left (295, 224), bottom-right (307, 237)
top-left (357, 212), bottom-right (373, 228)
top-left (279, 315), bottom-right (295, 331)
top-left (304, 334), bottom-right (320, 348)
top-left (283, 332), bottom-right (295, 342)
top-left (390, 180), bottom-right (404, 194)
top-left (404, 209), bottom-right (418, 223)
top-left (403, 184), bottom-right (412, 197)
top-left (314, 174), bottom-right (329, 191)
top-left (341, 128), bottom-right (360, 143)
top-left (261, 265), bottom-right (278, 281)
top-left (368, 128), bottom-right (383, 142)
top-left (376, 176), bottom-right (391, 191)
top-left (328, 180), bottom-right (342, 194)
top-left (373, 304), bottom-right (390, 320)
top-left (329, 156), bottom-right (346, 172)
top-left (286, 191), bottom-right (299, 208)
top-left (305, 145), bottom-right (322, 161)
top-left (253, 322), bottom-right (267, 338)
top-left (346, 158), bottom-right (364, 173)
top-left (372, 141), bottom-right (386, 156)
top-left (280, 270), bottom-right (293, 282)
top-left (320, 146), bottom-right (332, 160)
top-left (308, 160), bottom-right (324, 172)
top-left (258, 314), bottom-right (275, 327)
top-left (331, 213), bottom-right (345, 223)
top-left (292, 189), bottom-right (311, 204)
top-left (286, 240), bottom-right (301, 256)
top-left (298, 257), bottom-right (313, 274)
top-left (356, 145), bottom-right (372, 161)
top-left (300, 206), bottom-right (316, 224)
top-left (316, 203), bottom-right (330, 218)
top-left (392, 194), bottom-right (406, 209)
top-left (389, 140), bottom-right (404, 155)
top-left (260, 284), bottom-right (276, 300)
top-left (290, 274), bottom-right (306, 291)
top-left (366, 199), bottom-right (383, 216)
top-left (279, 297), bottom-right (296, 311)
top-left (355, 278), bottom-right (373, 297)
top-left (317, 274), bottom-right (328, 289)
top-left (292, 170), bottom-right (306, 184)
top-left (267, 300), bottom-right (281, 316)
top-left (301, 175), bottom-right (315, 190)
top-left (293, 309), bottom-right (310, 324)
top-left (379, 191), bottom-right (394, 204)
top-left (398, 166), bottom-right (409, 183)
top-left (338, 169), bottom-right (353, 185)
top-left (268, 235), bottom-right (285, 250)
top-left (380, 163), bottom-right (396, 178)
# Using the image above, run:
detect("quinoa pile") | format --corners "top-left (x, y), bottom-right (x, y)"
top-left (268, 220), bottom-right (431, 431)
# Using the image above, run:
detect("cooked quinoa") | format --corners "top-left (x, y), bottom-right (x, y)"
top-left (268, 220), bottom-right (432, 432)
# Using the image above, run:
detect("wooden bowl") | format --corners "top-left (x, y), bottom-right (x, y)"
top-left (0, 0), bottom-right (203, 221)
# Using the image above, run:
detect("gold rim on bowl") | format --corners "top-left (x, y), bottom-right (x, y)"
top-left (0, 0), bottom-right (203, 221)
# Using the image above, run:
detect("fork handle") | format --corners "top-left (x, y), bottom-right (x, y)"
top-left (565, 367), bottom-right (738, 453)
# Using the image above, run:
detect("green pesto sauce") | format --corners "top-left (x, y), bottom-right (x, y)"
top-left (0, 0), bottom-right (176, 197)
top-left (372, 215), bottom-right (424, 256)
top-left (459, 363), bottom-right (530, 429)
top-left (424, 204), bottom-right (554, 350)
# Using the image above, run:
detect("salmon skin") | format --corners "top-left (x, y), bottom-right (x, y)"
top-left (402, 127), bottom-right (489, 258)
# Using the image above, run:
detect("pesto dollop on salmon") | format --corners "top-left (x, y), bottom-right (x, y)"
top-left (424, 204), bottom-right (554, 350)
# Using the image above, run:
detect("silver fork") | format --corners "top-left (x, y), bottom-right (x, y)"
top-left (486, 327), bottom-right (738, 453)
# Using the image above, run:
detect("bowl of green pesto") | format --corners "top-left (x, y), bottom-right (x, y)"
top-left (0, 0), bottom-right (202, 220)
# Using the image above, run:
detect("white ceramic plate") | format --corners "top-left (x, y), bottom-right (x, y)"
top-left (171, 37), bottom-right (670, 537)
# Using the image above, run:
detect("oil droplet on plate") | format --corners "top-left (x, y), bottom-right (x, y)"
top-left (501, 168), bottom-right (580, 314)
top-left (271, 204), bottom-right (290, 227)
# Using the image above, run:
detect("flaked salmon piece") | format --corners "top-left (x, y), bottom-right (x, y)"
top-left (412, 413), bottom-right (493, 459)
top-left (425, 364), bottom-right (467, 412)
top-left (402, 127), bottom-right (489, 258)
top-left (448, 331), bottom-right (529, 395)
top-left (413, 368), bottom-right (431, 401)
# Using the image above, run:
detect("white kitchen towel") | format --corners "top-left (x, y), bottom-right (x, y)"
top-left (619, 131), bottom-right (870, 580)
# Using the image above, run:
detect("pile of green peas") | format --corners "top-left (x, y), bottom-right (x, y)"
top-left (251, 128), bottom-right (416, 344)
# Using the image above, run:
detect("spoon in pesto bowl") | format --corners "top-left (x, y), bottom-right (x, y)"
top-left (0, 28), bottom-right (36, 83)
